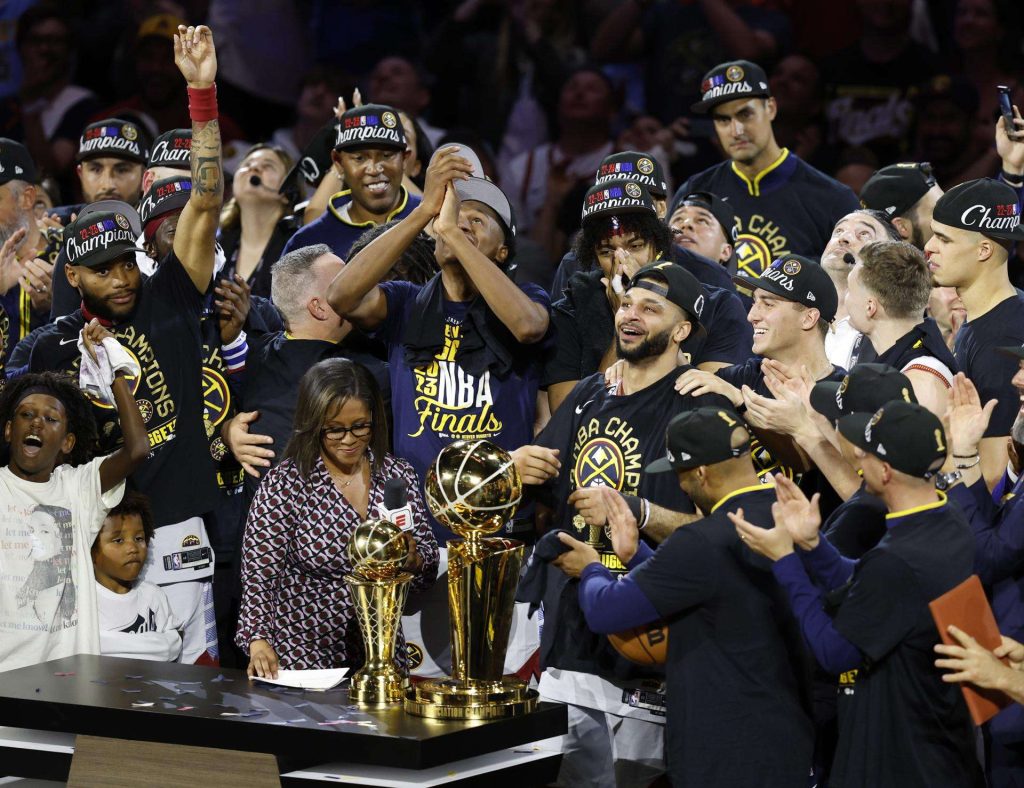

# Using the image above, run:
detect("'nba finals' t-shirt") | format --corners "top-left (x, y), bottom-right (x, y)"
top-left (375, 279), bottom-right (550, 539)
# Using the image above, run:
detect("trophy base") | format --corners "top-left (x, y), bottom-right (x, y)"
top-left (348, 669), bottom-right (410, 706)
top-left (403, 677), bottom-right (538, 720)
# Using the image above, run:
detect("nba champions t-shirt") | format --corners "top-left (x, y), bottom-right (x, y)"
top-left (0, 457), bottom-right (125, 673)
top-left (375, 279), bottom-right (549, 539)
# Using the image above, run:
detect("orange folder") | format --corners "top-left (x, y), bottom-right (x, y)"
top-left (929, 574), bottom-right (1012, 726)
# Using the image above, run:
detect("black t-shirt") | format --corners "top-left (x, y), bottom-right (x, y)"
top-left (821, 484), bottom-right (888, 559)
top-left (29, 252), bottom-right (218, 528)
top-left (542, 268), bottom-right (750, 389)
top-left (831, 500), bottom-right (984, 788)
top-left (954, 294), bottom-right (1024, 437)
top-left (873, 317), bottom-right (958, 378)
top-left (238, 330), bottom-right (390, 505)
top-left (534, 366), bottom-right (729, 679)
top-left (821, 42), bottom-right (939, 164)
top-left (670, 152), bottom-right (860, 279)
top-left (717, 357), bottom-right (847, 478)
top-left (631, 486), bottom-right (814, 786)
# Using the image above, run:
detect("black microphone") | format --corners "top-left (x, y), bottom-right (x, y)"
top-left (378, 478), bottom-right (412, 529)
top-left (843, 252), bottom-right (856, 265)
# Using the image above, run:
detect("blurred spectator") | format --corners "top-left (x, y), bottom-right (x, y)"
top-left (589, 0), bottom-right (791, 125)
top-left (208, 0), bottom-right (311, 141)
top-left (833, 146), bottom-right (881, 196)
top-left (218, 143), bottom-right (298, 299)
top-left (97, 15), bottom-right (245, 144)
top-left (8, 4), bottom-right (99, 185)
top-left (769, 55), bottom-right (832, 171)
top-left (952, 0), bottom-right (1023, 131)
top-left (399, 111), bottom-right (434, 195)
top-left (502, 67), bottom-right (616, 238)
top-left (311, 0), bottom-right (423, 76)
top-left (427, 0), bottom-right (591, 159)
top-left (271, 65), bottom-right (355, 164)
top-left (821, 0), bottom-right (939, 165)
top-left (909, 76), bottom-right (985, 188)
top-left (0, 0), bottom-right (39, 101)
top-left (368, 55), bottom-right (445, 147)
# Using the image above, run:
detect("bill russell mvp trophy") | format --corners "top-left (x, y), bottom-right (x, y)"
top-left (346, 519), bottom-right (414, 705)
top-left (404, 439), bottom-right (539, 719)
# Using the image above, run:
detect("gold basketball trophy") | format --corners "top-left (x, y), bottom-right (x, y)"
top-left (346, 519), bottom-right (414, 705)
top-left (404, 439), bottom-right (539, 720)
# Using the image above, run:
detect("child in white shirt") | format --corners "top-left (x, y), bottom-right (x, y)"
top-left (92, 492), bottom-right (182, 661)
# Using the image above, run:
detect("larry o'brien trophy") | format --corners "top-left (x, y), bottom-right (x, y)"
top-left (405, 439), bottom-right (539, 720)
top-left (346, 519), bottom-right (414, 705)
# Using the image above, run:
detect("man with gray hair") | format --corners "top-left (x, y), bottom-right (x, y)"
top-left (0, 138), bottom-right (61, 372)
top-left (223, 243), bottom-right (388, 493)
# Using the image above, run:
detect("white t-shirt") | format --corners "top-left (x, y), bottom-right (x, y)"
top-left (0, 457), bottom-right (124, 673)
top-left (97, 580), bottom-right (182, 662)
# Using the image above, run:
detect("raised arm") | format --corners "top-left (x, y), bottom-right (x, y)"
top-left (83, 321), bottom-right (149, 493)
top-left (172, 25), bottom-right (222, 293)
top-left (433, 184), bottom-right (549, 343)
top-left (327, 146), bottom-right (473, 330)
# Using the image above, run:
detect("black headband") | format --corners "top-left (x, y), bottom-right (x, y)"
top-left (14, 385), bottom-right (63, 409)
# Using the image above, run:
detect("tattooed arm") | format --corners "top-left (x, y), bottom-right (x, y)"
top-left (172, 24), bottom-right (222, 293)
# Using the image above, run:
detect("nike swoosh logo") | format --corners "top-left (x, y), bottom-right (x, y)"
top-left (59, 338), bottom-right (78, 346)
top-left (575, 399), bottom-right (594, 415)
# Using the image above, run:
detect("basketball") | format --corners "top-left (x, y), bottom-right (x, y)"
top-left (608, 622), bottom-right (669, 665)
top-left (424, 439), bottom-right (523, 538)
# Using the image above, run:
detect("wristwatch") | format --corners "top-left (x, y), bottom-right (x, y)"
top-left (934, 470), bottom-right (963, 491)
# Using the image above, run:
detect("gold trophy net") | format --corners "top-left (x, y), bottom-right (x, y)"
top-left (346, 519), bottom-right (413, 705)
top-left (404, 440), bottom-right (539, 720)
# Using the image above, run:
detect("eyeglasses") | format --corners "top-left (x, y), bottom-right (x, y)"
top-left (321, 423), bottom-right (373, 441)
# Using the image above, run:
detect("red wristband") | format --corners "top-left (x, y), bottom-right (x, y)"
top-left (187, 84), bottom-right (218, 122)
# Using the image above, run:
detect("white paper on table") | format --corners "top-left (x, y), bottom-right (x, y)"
top-left (252, 668), bottom-right (349, 690)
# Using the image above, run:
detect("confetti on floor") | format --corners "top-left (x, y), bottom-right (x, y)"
top-left (177, 706), bottom-right (195, 711)
top-left (124, 674), bottom-right (143, 679)
top-left (131, 701), bottom-right (154, 708)
top-left (90, 679), bottom-right (109, 685)
top-left (121, 689), bottom-right (141, 694)
top-left (211, 674), bottom-right (233, 683)
top-left (54, 672), bottom-right (75, 677)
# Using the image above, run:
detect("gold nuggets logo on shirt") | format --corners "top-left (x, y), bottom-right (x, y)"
top-left (575, 438), bottom-right (626, 489)
top-left (181, 534), bottom-right (201, 548)
top-left (136, 399), bottom-right (154, 423)
top-left (734, 216), bottom-right (791, 277)
top-left (122, 124), bottom-right (138, 141)
top-left (726, 65), bottom-right (745, 82)
top-left (782, 259), bottom-right (802, 275)
top-left (637, 157), bottom-right (654, 175)
top-left (382, 111), bottom-right (398, 129)
top-left (625, 182), bottom-right (643, 199)
top-left (202, 366), bottom-right (231, 429)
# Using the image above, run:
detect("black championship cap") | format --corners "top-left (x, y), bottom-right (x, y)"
top-left (140, 176), bottom-right (192, 225)
top-left (860, 163), bottom-right (937, 219)
top-left (734, 255), bottom-right (838, 321)
top-left (810, 363), bottom-right (917, 424)
top-left (676, 191), bottom-right (738, 242)
top-left (931, 178), bottom-right (1024, 241)
top-left (77, 118), bottom-right (147, 165)
top-left (596, 151), bottom-right (668, 198)
top-left (63, 208), bottom-right (147, 268)
top-left (148, 129), bottom-right (191, 170)
top-left (838, 401), bottom-right (947, 478)
top-left (581, 178), bottom-right (656, 224)
top-left (334, 104), bottom-right (406, 152)
top-left (624, 260), bottom-right (706, 328)
top-left (691, 60), bottom-right (770, 114)
top-left (646, 407), bottom-right (750, 473)
top-left (0, 138), bottom-right (37, 185)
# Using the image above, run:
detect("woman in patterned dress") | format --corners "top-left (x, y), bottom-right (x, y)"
top-left (236, 358), bottom-right (439, 678)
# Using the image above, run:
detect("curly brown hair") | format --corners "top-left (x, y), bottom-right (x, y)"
top-left (0, 372), bottom-right (98, 468)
